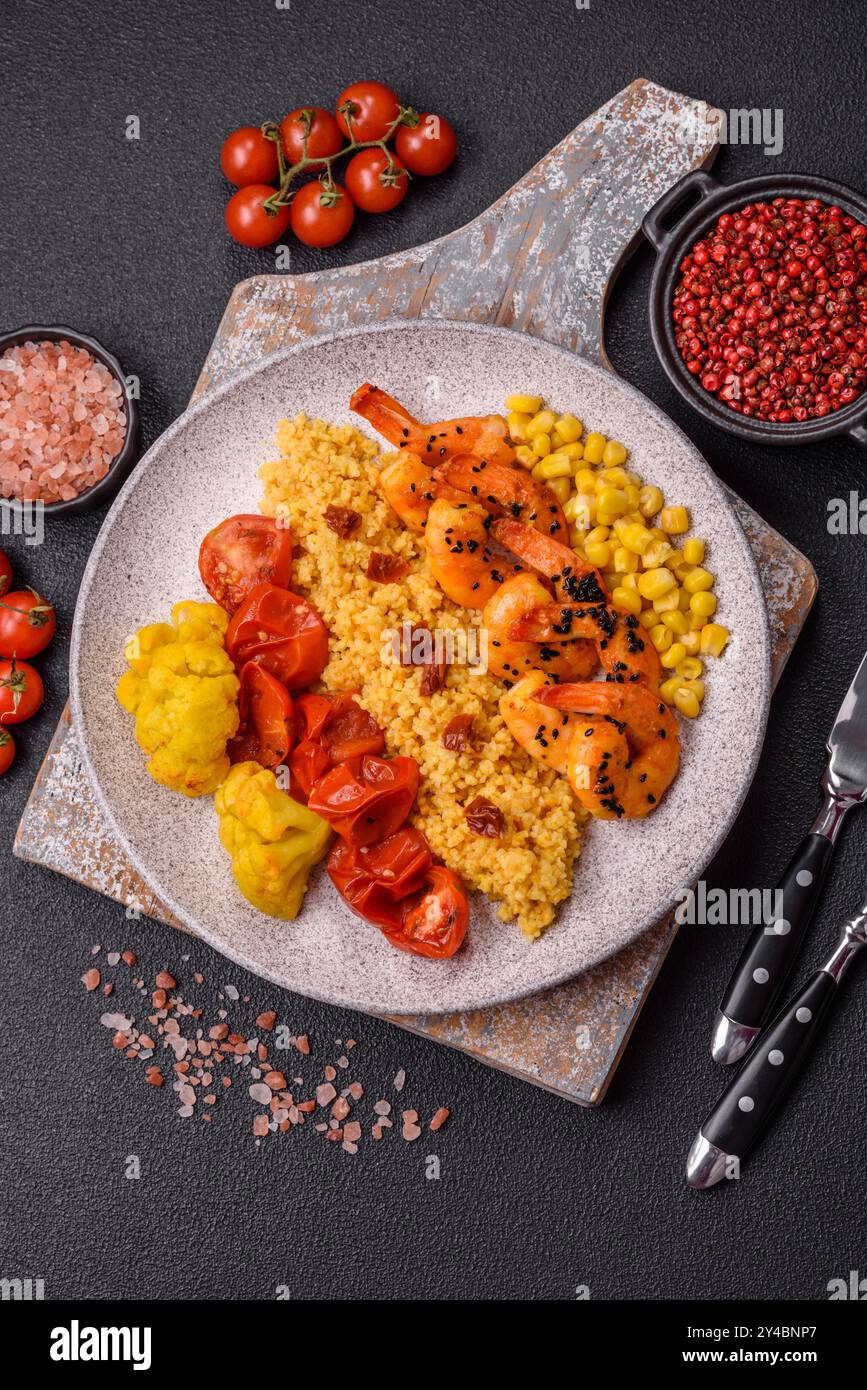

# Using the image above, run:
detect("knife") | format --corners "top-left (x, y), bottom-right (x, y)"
top-left (687, 895), bottom-right (867, 1188)
top-left (711, 650), bottom-right (867, 1065)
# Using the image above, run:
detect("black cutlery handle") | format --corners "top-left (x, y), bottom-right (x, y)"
top-left (702, 970), bottom-right (837, 1163)
top-left (719, 832), bottom-right (835, 1034)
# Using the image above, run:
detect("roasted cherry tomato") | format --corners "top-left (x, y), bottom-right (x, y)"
top-left (229, 661), bottom-right (295, 769)
top-left (199, 515), bottom-right (293, 614)
top-left (319, 692), bottom-right (385, 762)
top-left (395, 113), bottom-right (457, 176)
top-left (220, 126), bottom-right (280, 187)
top-left (280, 106), bottom-right (344, 164)
top-left (0, 727), bottom-right (14, 775)
top-left (345, 149), bottom-right (409, 213)
top-left (225, 184), bottom-right (290, 248)
top-left (0, 656), bottom-right (44, 724)
top-left (289, 739), bottom-right (333, 802)
top-left (289, 180), bottom-right (355, 248)
top-left (335, 80), bottom-right (401, 142)
top-left (394, 866), bottom-right (468, 958)
top-left (328, 827), bottom-right (433, 930)
top-left (309, 754), bottom-right (419, 846)
top-left (0, 551), bottom-right (11, 597)
top-left (226, 583), bottom-right (329, 690)
top-left (0, 589), bottom-right (56, 658)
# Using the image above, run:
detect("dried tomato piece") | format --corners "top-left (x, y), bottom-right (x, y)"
top-left (324, 504), bottom-right (361, 538)
top-left (442, 714), bottom-right (474, 752)
top-left (366, 551), bottom-right (409, 583)
top-left (464, 795), bottom-right (502, 838)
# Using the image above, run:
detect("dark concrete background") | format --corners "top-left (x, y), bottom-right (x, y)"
top-left (1, 0), bottom-right (866, 1301)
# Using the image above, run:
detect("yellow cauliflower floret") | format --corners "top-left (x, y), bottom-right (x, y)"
top-left (116, 600), bottom-right (240, 797)
top-left (215, 762), bottom-right (332, 919)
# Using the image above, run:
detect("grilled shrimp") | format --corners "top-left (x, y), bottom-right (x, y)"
top-left (423, 499), bottom-right (516, 609)
top-left (351, 384), bottom-right (516, 467)
top-left (491, 517), bottom-right (663, 688)
top-left (378, 452), bottom-right (466, 533)
top-left (433, 455), bottom-right (567, 539)
top-left (538, 681), bottom-right (681, 819)
top-left (483, 575), bottom-right (597, 685)
top-left (499, 672), bottom-right (572, 774)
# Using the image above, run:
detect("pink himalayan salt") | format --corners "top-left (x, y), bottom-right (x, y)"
top-left (0, 339), bottom-right (127, 503)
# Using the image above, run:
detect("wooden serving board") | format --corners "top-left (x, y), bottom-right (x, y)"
top-left (15, 80), bottom-right (817, 1104)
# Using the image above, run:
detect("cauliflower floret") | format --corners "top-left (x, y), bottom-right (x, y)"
top-left (116, 601), bottom-right (240, 797)
top-left (215, 762), bottom-right (332, 919)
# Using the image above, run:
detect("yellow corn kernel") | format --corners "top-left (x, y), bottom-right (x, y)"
top-left (639, 484), bottom-right (664, 518)
top-left (597, 487), bottom-right (629, 516)
top-left (547, 476), bottom-right (571, 504)
top-left (700, 623), bottom-right (730, 657)
top-left (642, 536), bottom-right (673, 568)
top-left (690, 590), bottom-right (717, 618)
top-left (639, 607), bottom-right (660, 630)
top-left (563, 442), bottom-right (585, 463)
top-left (682, 678), bottom-right (705, 701)
top-left (555, 413), bottom-right (583, 443)
top-left (683, 566), bottom-right (715, 594)
top-left (617, 521), bottom-right (653, 554)
top-left (620, 572), bottom-right (638, 591)
top-left (671, 558), bottom-right (695, 583)
top-left (683, 537), bottom-right (706, 566)
top-left (660, 641), bottom-right (687, 670)
top-left (637, 567), bottom-right (676, 601)
top-left (602, 439), bottom-right (628, 467)
top-left (612, 586), bottom-right (642, 616)
top-left (569, 527), bottom-right (587, 550)
top-left (514, 445), bottom-right (538, 470)
top-left (602, 466), bottom-right (631, 488)
top-left (586, 524), bottom-right (610, 544)
top-left (529, 432), bottom-right (551, 458)
top-left (677, 657), bottom-right (704, 681)
top-left (625, 470), bottom-right (642, 488)
top-left (564, 493), bottom-right (584, 524)
top-left (662, 609), bottom-right (689, 636)
top-left (528, 408), bottom-right (557, 435)
top-left (674, 687), bottom-right (701, 719)
top-left (505, 393), bottom-right (543, 415)
top-left (678, 586), bottom-right (692, 611)
top-left (575, 467), bottom-right (597, 491)
top-left (602, 572), bottom-right (620, 592)
top-left (613, 546), bottom-right (639, 574)
top-left (584, 541), bottom-right (611, 568)
top-left (549, 428), bottom-right (565, 450)
top-left (661, 505), bottom-right (689, 535)
top-left (652, 589), bottom-right (680, 613)
top-left (583, 432), bottom-right (607, 464)
top-left (659, 676), bottom-right (684, 705)
top-left (573, 493), bottom-right (595, 527)
top-left (624, 483), bottom-right (641, 510)
top-left (536, 453), bottom-right (573, 479)
top-left (689, 612), bottom-right (707, 631)
top-left (679, 631), bottom-right (701, 655)
top-left (649, 623), bottom-right (673, 653)
top-left (507, 410), bottom-right (532, 442)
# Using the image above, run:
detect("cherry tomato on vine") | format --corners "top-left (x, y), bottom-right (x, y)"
top-left (395, 114), bottom-right (457, 176)
top-left (289, 181), bottom-right (355, 247)
top-left (220, 126), bottom-right (280, 187)
top-left (0, 590), bottom-right (56, 659)
top-left (280, 106), bottom-right (344, 164)
top-left (225, 184), bottom-right (290, 248)
top-left (0, 551), bottom-right (11, 597)
top-left (0, 656), bottom-right (44, 725)
top-left (198, 514), bottom-right (293, 614)
top-left (345, 149), bottom-right (409, 213)
top-left (335, 81), bottom-right (401, 142)
top-left (0, 728), bottom-right (14, 775)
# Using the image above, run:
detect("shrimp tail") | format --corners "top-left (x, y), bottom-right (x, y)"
top-left (350, 384), bottom-right (421, 447)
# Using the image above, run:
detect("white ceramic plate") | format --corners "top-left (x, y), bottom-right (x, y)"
top-left (71, 321), bottom-right (771, 1015)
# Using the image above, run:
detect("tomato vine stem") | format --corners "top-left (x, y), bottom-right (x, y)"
top-left (260, 106), bottom-right (418, 215)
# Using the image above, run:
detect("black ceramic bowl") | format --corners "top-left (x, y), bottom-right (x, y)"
top-left (0, 324), bottom-right (140, 518)
top-left (643, 170), bottom-right (867, 451)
